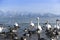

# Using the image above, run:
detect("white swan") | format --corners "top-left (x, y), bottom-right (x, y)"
top-left (45, 20), bottom-right (52, 30)
top-left (0, 27), bottom-right (3, 32)
top-left (54, 19), bottom-right (60, 29)
top-left (14, 22), bottom-right (19, 27)
top-left (54, 25), bottom-right (60, 29)
top-left (12, 22), bottom-right (19, 32)
top-left (30, 21), bottom-right (34, 27)
top-left (46, 23), bottom-right (52, 30)
top-left (24, 38), bottom-right (27, 40)
top-left (29, 21), bottom-right (35, 31)
top-left (12, 29), bottom-right (17, 32)
top-left (0, 26), bottom-right (7, 33)
top-left (37, 17), bottom-right (42, 33)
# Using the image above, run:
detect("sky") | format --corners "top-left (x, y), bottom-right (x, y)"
top-left (0, 0), bottom-right (60, 14)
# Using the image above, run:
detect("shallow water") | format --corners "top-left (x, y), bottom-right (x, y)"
top-left (0, 23), bottom-right (59, 40)
top-left (0, 17), bottom-right (60, 40)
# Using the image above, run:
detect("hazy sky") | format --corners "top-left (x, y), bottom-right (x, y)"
top-left (0, 0), bottom-right (60, 14)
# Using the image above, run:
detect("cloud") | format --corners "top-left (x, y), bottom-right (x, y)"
top-left (0, 0), bottom-right (60, 14)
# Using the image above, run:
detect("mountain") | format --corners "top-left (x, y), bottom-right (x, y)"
top-left (0, 11), bottom-right (59, 18)
top-left (42, 13), bottom-right (58, 17)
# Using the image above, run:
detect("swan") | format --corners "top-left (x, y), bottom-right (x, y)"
top-left (54, 19), bottom-right (60, 30)
top-left (37, 17), bottom-right (42, 33)
top-left (14, 22), bottom-right (19, 27)
top-left (45, 20), bottom-right (52, 30)
top-left (0, 26), bottom-right (7, 33)
top-left (46, 23), bottom-right (52, 30)
top-left (29, 21), bottom-right (35, 31)
top-left (12, 22), bottom-right (19, 32)
top-left (30, 21), bottom-right (34, 27)
top-left (0, 26), bottom-right (4, 33)
top-left (54, 25), bottom-right (60, 30)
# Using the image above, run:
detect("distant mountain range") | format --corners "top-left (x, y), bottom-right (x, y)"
top-left (0, 10), bottom-right (60, 18)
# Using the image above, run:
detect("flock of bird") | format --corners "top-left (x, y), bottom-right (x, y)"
top-left (0, 17), bottom-right (60, 40)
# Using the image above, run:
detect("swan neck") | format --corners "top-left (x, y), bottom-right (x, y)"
top-left (37, 18), bottom-right (39, 27)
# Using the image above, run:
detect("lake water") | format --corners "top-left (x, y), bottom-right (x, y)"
top-left (0, 17), bottom-right (60, 25)
top-left (0, 17), bottom-right (60, 40)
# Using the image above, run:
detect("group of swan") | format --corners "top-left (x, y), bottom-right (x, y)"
top-left (45, 20), bottom-right (60, 30)
top-left (0, 26), bottom-right (7, 33)
top-left (0, 22), bottom-right (19, 33)
top-left (29, 17), bottom-right (42, 33)
top-left (45, 20), bottom-right (60, 40)
top-left (26, 17), bottom-right (60, 34)
top-left (0, 17), bottom-right (60, 40)
top-left (0, 17), bottom-right (60, 34)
